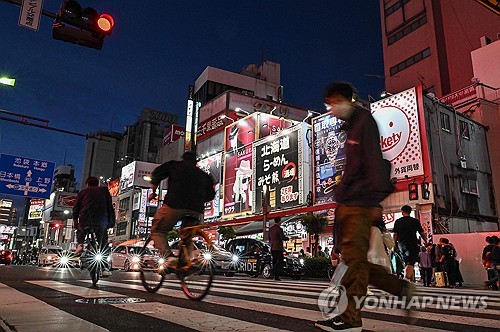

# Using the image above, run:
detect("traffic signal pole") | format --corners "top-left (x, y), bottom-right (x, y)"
top-left (0, 109), bottom-right (109, 140)
top-left (1, 0), bottom-right (58, 20)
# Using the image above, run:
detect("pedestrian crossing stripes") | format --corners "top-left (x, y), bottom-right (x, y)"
top-left (1, 277), bottom-right (499, 332)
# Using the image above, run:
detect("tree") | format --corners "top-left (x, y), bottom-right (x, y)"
top-left (300, 213), bottom-right (328, 257)
top-left (217, 226), bottom-right (236, 242)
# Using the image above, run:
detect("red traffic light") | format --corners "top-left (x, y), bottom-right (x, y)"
top-left (408, 183), bottom-right (418, 201)
top-left (97, 14), bottom-right (114, 33)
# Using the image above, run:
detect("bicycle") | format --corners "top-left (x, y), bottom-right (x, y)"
top-left (139, 212), bottom-right (214, 301)
top-left (78, 226), bottom-right (108, 287)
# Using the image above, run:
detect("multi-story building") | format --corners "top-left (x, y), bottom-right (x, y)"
top-left (379, 0), bottom-right (500, 98)
top-left (81, 131), bottom-right (122, 186)
top-left (186, 61), bottom-right (283, 151)
top-left (0, 199), bottom-right (14, 225)
top-left (117, 108), bottom-right (178, 166)
top-left (379, 0), bottom-right (500, 220)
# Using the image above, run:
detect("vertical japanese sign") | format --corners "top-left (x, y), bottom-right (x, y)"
top-left (312, 114), bottom-right (347, 205)
top-left (19, 0), bottom-right (44, 31)
top-left (198, 153), bottom-right (222, 219)
top-left (253, 125), bottom-right (304, 212)
top-left (371, 87), bottom-right (424, 179)
top-left (223, 115), bottom-right (257, 217)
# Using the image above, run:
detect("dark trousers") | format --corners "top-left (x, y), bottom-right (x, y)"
top-left (335, 205), bottom-right (406, 326)
top-left (271, 250), bottom-right (284, 279)
top-left (421, 267), bottom-right (433, 286)
top-left (78, 226), bottom-right (110, 269)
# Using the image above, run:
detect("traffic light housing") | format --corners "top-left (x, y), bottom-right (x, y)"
top-left (421, 182), bottom-right (431, 200)
top-left (408, 183), bottom-right (419, 201)
top-left (52, 1), bottom-right (114, 50)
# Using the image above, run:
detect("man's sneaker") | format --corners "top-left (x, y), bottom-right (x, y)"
top-left (315, 317), bottom-right (362, 332)
top-left (102, 268), bottom-right (112, 277)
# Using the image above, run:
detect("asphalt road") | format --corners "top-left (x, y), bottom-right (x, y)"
top-left (0, 265), bottom-right (499, 331)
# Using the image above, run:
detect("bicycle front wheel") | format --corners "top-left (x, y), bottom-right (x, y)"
top-left (179, 230), bottom-right (214, 301)
top-left (140, 237), bottom-right (166, 293)
top-left (90, 265), bottom-right (101, 287)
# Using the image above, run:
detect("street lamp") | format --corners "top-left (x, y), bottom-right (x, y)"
top-left (235, 107), bottom-right (250, 117)
top-left (303, 110), bottom-right (321, 122)
top-left (220, 114), bottom-right (235, 123)
top-left (0, 76), bottom-right (15, 87)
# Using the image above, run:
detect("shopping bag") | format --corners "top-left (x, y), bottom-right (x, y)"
top-left (367, 226), bottom-right (392, 272)
top-left (329, 260), bottom-right (348, 287)
top-left (435, 271), bottom-right (448, 287)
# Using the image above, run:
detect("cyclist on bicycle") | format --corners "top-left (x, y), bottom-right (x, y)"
top-left (148, 151), bottom-right (215, 258)
top-left (73, 176), bottom-right (115, 276)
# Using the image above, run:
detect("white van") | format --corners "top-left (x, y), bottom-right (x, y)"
top-left (38, 246), bottom-right (63, 266)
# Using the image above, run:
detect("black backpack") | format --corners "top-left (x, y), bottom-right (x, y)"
top-left (380, 159), bottom-right (395, 200)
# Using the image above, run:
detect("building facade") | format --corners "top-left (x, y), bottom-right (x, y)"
top-left (379, 0), bottom-right (500, 98)
top-left (81, 131), bottom-right (122, 186)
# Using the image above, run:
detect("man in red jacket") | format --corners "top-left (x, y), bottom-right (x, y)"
top-left (73, 176), bottom-right (115, 276)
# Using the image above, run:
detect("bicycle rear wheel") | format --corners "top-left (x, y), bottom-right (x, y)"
top-left (140, 237), bottom-right (166, 293)
top-left (179, 230), bottom-right (214, 301)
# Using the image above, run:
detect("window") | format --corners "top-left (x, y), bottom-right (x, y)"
top-left (388, 15), bottom-right (427, 45)
top-left (385, 0), bottom-right (410, 16)
top-left (440, 112), bottom-right (451, 132)
top-left (461, 178), bottom-right (479, 196)
top-left (459, 120), bottom-right (470, 139)
top-left (390, 48), bottom-right (431, 75)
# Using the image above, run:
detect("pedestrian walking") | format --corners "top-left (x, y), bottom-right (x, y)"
top-left (393, 205), bottom-right (427, 282)
top-left (419, 245), bottom-right (433, 287)
top-left (315, 82), bottom-right (415, 332)
top-left (268, 217), bottom-right (288, 281)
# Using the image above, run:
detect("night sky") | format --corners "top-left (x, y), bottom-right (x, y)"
top-left (0, 1), bottom-right (384, 214)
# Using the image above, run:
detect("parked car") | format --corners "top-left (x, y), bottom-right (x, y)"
top-left (38, 246), bottom-right (63, 266)
top-left (110, 245), bottom-right (156, 271)
top-left (171, 240), bottom-right (238, 276)
top-left (0, 250), bottom-right (13, 265)
top-left (226, 238), bottom-right (305, 279)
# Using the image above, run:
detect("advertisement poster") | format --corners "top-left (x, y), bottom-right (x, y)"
top-left (312, 114), bottom-right (347, 205)
top-left (198, 153), bottom-right (222, 219)
top-left (370, 87), bottom-right (424, 179)
top-left (28, 199), bottom-right (44, 219)
top-left (253, 125), bottom-right (304, 212)
top-left (223, 116), bottom-right (256, 217)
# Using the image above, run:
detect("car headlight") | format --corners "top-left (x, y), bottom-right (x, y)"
top-left (94, 253), bottom-right (103, 261)
top-left (202, 252), bottom-right (212, 261)
top-left (132, 256), bottom-right (140, 263)
top-left (158, 258), bottom-right (165, 264)
top-left (60, 257), bottom-right (69, 264)
top-left (231, 254), bottom-right (239, 262)
top-left (299, 258), bottom-right (304, 265)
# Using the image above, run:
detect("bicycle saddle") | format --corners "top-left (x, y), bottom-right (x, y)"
top-left (180, 212), bottom-right (200, 227)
